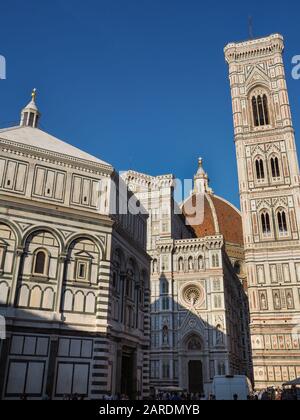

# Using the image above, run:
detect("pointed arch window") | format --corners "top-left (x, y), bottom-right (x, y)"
top-left (255, 158), bottom-right (265, 180)
top-left (277, 210), bottom-right (288, 235)
top-left (271, 157), bottom-right (281, 178)
top-left (261, 212), bottom-right (271, 236)
top-left (252, 94), bottom-right (270, 127)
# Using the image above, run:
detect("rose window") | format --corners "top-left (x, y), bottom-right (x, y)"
top-left (183, 285), bottom-right (203, 307)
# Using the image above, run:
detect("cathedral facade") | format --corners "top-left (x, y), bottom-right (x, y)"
top-left (0, 95), bottom-right (151, 399)
top-left (123, 163), bottom-right (252, 395)
top-left (225, 34), bottom-right (300, 389)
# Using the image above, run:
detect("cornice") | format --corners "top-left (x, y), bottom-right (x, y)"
top-left (225, 34), bottom-right (284, 64)
top-left (0, 194), bottom-right (114, 228)
top-left (245, 240), bottom-right (300, 252)
top-left (0, 137), bottom-right (113, 177)
top-left (174, 235), bottom-right (224, 250)
top-left (235, 127), bottom-right (295, 143)
top-left (124, 170), bottom-right (175, 189)
top-left (242, 188), bottom-right (299, 199)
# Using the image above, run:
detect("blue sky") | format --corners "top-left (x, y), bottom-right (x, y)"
top-left (0, 0), bottom-right (300, 208)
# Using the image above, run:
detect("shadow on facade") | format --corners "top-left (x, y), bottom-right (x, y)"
top-left (149, 272), bottom-right (253, 396)
top-left (0, 307), bottom-right (142, 400)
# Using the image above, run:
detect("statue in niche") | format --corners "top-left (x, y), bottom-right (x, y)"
top-left (260, 292), bottom-right (268, 310)
top-left (162, 316), bottom-right (169, 327)
top-left (198, 256), bottom-right (204, 270)
top-left (188, 258), bottom-right (194, 271)
top-left (178, 258), bottom-right (184, 272)
top-left (216, 324), bottom-right (224, 346)
top-left (153, 259), bottom-right (158, 274)
top-left (274, 293), bottom-right (281, 309)
top-left (287, 293), bottom-right (294, 309)
top-left (162, 325), bottom-right (169, 346)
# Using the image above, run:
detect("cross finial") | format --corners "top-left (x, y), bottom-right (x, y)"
top-left (31, 88), bottom-right (37, 101)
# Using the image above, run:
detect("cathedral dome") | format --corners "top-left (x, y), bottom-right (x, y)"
top-left (183, 193), bottom-right (244, 246)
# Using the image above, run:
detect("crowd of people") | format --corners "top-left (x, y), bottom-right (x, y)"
top-left (18, 385), bottom-right (299, 400)
top-left (253, 386), bottom-right (299, 401)
top-left (151, 386), bottom-right (299, 401)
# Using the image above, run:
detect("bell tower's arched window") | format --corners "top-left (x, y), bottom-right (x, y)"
top-left (255, 158), bottom-right (265, 180)
top-left (277, 210), bottom-right (288, 234)
top-left (252, 92), bottom-right (270, 127)
top-left (258, 96), bottom-right (265, 125)
top-left (261, 212), bottom-right (271, 235)
top-left (271, 156), bottom-right (280, 178)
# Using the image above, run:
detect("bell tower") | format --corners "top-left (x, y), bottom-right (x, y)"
top-left (225, 34), bottom-right (300, 389)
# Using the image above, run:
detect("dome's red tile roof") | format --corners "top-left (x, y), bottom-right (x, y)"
top-left (183, 193), bottom-right (244, 246)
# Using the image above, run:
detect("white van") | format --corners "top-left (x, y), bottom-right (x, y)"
top-left (212, 375), bottom-right (253, 401)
